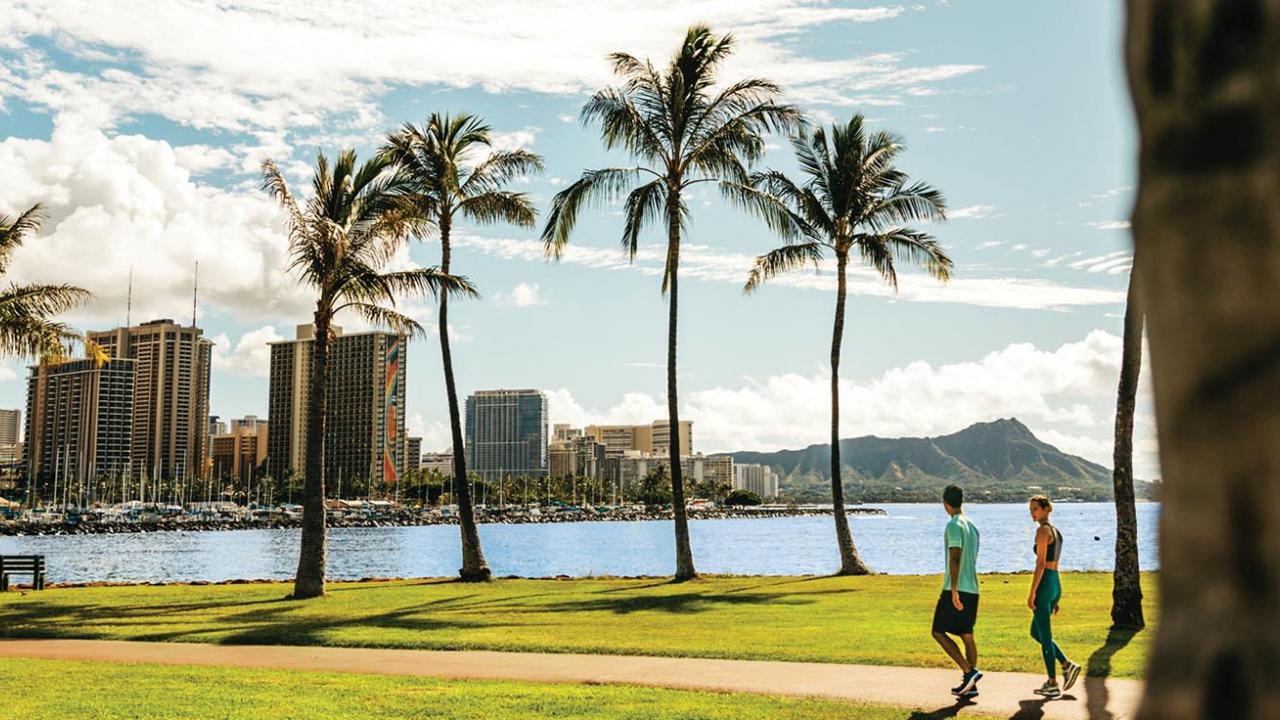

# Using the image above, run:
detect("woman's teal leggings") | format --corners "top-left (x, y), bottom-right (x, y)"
top-left (1031, 570), bottom-right (1068, 678)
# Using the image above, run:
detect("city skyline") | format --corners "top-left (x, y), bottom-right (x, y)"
top-left (0, 2), bottom-right (1156, 477)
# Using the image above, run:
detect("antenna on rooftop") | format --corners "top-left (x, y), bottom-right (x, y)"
top-left (191, 260), bottom-right (199, 329)
top-left (126, 265), bottom-right (133, 329)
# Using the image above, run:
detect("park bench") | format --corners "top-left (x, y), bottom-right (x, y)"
top-left (0, 554), bottom-right (46, 591)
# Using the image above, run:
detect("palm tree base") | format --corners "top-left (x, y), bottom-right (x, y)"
top-left (833, 563), bottom-right (871, 577)
top-left (671, 571), bottom-right (700, 583)
top-left (458, 567), bottom-right (493, 583)
top-left (289, 582), bottom-right (325, 600)
top-left (1110, 602), bottom-right (1145, 630)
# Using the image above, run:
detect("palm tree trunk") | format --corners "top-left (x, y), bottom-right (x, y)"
top-left (293, 304), bottom-right (330, 599)
top-left (667, 199), bottom-right (696, 582)
top-left (1111, 264), bottom-right (1144, 628)
top-left (1127, 3), bottom-right (1280, 716)
top-left (440, 221), bottom-right (490, 582)
top-left (831, 251), bottom-right (870, 576)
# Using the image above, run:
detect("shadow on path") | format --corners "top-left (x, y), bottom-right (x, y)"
top-left (1084, 625), bottom-right (1139, 720)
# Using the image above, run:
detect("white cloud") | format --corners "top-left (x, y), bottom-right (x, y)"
top-left (211, 325), bottom-right (284, 377)
top-left (0, 363), bottom-right (17, 383)
top-left (491, 282), bottom-right (546, 307)
top-left (459, 233), bottom-right (1125, 309)
top-left (488, 127), bottom-right (540, 153)
top-left (951, 204), bottom-right (996, 219)
top-left (1069, 251), bottom-right (1132, 276)
top-left (1086, 220), bottom-right (1131, 230)
top-left (407, 413), bottom-right (453, 453)
top-left (547, 330), bottom-right (1160, 477)
top-left (556, 114), bottom-right (576, 123)
top-left (976, 240), bottom-right (1004, 249)
top-left (2, 1), bottom-right (980, 138)
top-left (0, 122), bottom-right (311, 326)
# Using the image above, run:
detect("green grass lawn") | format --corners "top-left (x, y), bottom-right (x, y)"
top-left (0, 573), bottom-right (1155, 678)
top-left (0, 658), bottom-right (1004, 720)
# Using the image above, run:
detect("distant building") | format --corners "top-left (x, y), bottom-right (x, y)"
top-left (613, 452), bottom-right (734, 493)
top-left (422, 452), bottom-right (453, 477)
top-left (465, 389), bottom-right (548, 480)
top-left (208, 415), bottom-right (228, 437)
top-left (582, 420), bottom-right (692, 458)
top-left (406, 437), bottom-right (423, 470)
top-left (89, 318), bottom-right (213, 482)
top-left (734, 463), bottom-right (779, 500)
top-left (229, 415), bottom-right (264, 432)
top-left (0, 408), bottom-right (21, 446)
top-left (267, 324), bottom-right (408, 491)
top-left (23, 358), bottom-right (135, 491)
top-left (552, 423), bottom-right (582, 442)
top-left (549, 436), bottom-right (606, 480)
top-left (210, 420), bottom-right (269, 485)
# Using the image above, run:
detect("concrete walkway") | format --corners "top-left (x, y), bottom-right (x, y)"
top-left (0, 639), bottom-right (1142, 719)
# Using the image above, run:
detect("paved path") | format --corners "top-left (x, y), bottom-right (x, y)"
top-left (0, 639), bottom-right (1142, 719)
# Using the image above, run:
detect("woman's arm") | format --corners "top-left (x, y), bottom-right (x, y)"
top-left (1029, 525), bottom-right (1049, 610)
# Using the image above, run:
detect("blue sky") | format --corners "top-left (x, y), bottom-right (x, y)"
top-left (0, 1), bottom-right (1157, 475)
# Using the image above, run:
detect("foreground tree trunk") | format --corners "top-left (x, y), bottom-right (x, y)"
top-left (293, 306), bottom-right (331, 599)
top-left (831, 252), bottom-right (870, 575)
top-left (667, 200), bottom-right (697, 582)
top-left (1127, 2), bottom-right (1280, 716)
top-left (440, 223), bottom-right (491, 582)
top-left (1111, 265), bottom-right (1145, 628)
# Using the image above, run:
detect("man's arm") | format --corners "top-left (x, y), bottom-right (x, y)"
top-left (950, 546), bottom-right (964, 611)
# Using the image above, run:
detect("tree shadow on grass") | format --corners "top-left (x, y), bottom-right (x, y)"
top-left (1084, 625), bottom-right (1139, 720)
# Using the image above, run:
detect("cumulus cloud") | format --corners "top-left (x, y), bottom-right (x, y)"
top-left (950, 204), bottom-right (996, 219)
top-left (491, 282), bottom-right (546, 307)
top-left (1069, 251), bottom-right (1132, 276)
top-left (545, 330), bottom-right (1160, 477)
top-left (407, 413), bottom-right (453, 453)
top-left (1086, 220), bottom-right (1131, 230)
top-left (211, 325), bottom-right (284, 377)
top-left (458, 233), bottom-right (1125, 310)
top-left (1, 1), bottom-right (981, 140)
top-left (0, 122), bottom-right (310, 326)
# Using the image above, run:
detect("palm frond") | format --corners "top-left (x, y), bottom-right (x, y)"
top-left (743, 242), bottom-right (826, 293)
top-left (346, 303), bottom-right (426, 339)
top-left (0, 204), bottom-right (46, 274)
top-left (459, 191), bottom-right (538, 228)
top-left (541, 167), bottom-right (647, 259)
top-left (621, 179), bottom-right (668, 260)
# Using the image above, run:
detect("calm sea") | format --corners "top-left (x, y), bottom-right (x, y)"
top-left (0, 502), bottom-right (1160, 584)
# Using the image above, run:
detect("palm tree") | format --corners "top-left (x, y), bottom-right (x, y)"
top-left (734, 116), bottom-right (951, 575)
top-left (381, 113), bottom-right (544, 582)
top-left (1110, 259), bottom-right (1144, 628)
top-left (262, 150), bottom-right (476, 599)
top-left (0, 204), bottom-right (91, 359)
top-left (542, 25), bottom-right (797, 581)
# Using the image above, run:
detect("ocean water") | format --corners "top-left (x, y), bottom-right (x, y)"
top-left (0, 502), bottom-right (1160, 584)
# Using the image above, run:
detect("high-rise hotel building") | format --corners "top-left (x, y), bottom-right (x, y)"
top-left (267, 324), bottom-right (408, 489)
top-left (465, 389), bottom-right (548, 480)
top-left (23, 358), bottom-right (135, 487)
top-left (88, 319), bottom-right (213, 482)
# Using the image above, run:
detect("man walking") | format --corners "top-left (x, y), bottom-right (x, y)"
top-left (932, 484), bottom-right (982, 698)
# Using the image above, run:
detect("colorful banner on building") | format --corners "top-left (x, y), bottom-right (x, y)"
top-left (383, 341), bottom-right (399, 487)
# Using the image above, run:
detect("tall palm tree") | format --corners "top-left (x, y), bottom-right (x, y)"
top-left (734, 116), bottom-right (951, 575)
top-left (1110, 259), bottom-right (1144, 628)
top-left (542, 25), bottom-right (797, 581)
top-left (262, 150), bottom-right (475, 598)
top-left (0, 204), bottom-right (91, 358)
top-left (382, 113), bottom-right (544, 582)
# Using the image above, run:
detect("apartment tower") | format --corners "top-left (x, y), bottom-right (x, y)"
top-left (465, 389), bottom-right (548, 480)
top-left (267, 324), bottom-right (408, 491)
top-left (88, 318), bottom-right (213, 482)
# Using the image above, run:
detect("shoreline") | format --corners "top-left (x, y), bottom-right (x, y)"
top-left (0, 506), bottom-right (887, 537)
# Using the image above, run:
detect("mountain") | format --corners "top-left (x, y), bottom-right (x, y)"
top-left (730, 418), bottom-right (1156, 503)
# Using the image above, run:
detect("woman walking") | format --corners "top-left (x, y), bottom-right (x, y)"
top-left (1027, 495), bottom-right (1082, 698)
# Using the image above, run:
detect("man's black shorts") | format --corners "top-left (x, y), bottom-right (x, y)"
top-left (931, 590), bottom-right (979, 635)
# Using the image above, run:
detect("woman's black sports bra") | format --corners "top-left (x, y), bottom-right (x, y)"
top-left (1036, 524), bottom-right (1063, 563)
